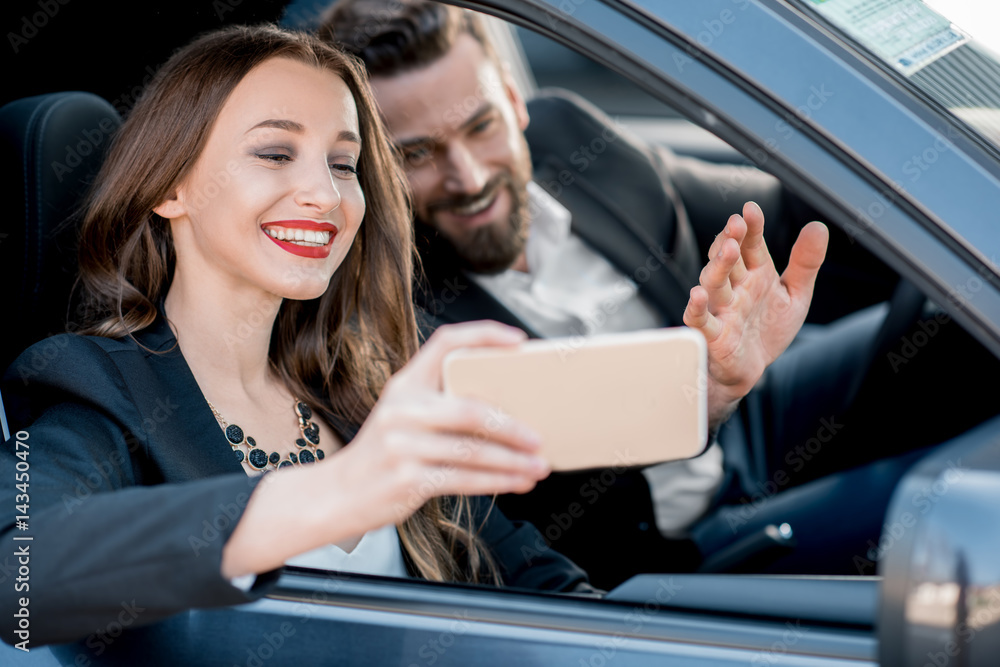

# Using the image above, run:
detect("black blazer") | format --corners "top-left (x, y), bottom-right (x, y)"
top-left (413, 90), bottom-right (798, 588)
top-left (0, 312), bottom-right (592, 647)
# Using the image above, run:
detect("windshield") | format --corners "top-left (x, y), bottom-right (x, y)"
top-left (802, 0), bottom-right (1000, 150)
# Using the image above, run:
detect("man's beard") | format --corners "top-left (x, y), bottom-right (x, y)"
top-left (420, 170), bottom-right (531, 275)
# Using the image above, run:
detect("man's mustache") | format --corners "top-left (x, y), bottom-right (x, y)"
top-left (425, 173), bottom-right (511, 215)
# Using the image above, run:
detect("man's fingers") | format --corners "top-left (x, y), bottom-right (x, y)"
top-left (683, 285), bottom-right (722, 341)
top-left (700, 237), bottom-right (740, 308)
top-left (781, 220), bottom-right (829, 297)
top-left (706, 213), bottom-right (747, 261)
top-left (740, 201), bottom-right (772, 270)
top-left (403, 320), bottom-right (527, 388)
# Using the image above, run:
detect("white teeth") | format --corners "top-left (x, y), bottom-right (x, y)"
top-left (265, 226), bottom-right (332, 246)
top-left (452, 193), bottom-right (494, 216)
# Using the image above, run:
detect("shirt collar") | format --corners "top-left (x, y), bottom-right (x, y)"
top-left (524, 180), bottom-right (572, 274)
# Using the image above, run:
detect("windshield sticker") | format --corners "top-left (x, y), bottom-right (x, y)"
top-left (807, 0), bottom-right (969, 75)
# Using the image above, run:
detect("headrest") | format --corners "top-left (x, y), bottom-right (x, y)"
top-left (0, 92), bottom-right (121, 372)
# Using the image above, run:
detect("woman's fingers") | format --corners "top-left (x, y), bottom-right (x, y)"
top-left (424, 468), bottom-right (542, 498)
top-left (401, 320), bottom-right (527, 389)
top-left (413, 430), bottom-right (548, 474)
top-left (427, 394), bottom-right (541, 451)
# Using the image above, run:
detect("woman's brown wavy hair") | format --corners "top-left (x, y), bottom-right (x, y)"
top-left (75, 23), bottom-right (500, 586)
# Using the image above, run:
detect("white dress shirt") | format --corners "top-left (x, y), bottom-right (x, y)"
top-left (285, 523), bottom-right (409, 577)
top-left (470, 181), bottom-right (724, 535)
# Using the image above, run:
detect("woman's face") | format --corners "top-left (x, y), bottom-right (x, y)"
top-left (160, 57), bottom-right (365, 301)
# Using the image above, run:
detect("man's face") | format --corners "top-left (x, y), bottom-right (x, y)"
top-left (371, 33), bottom-right (533, 274)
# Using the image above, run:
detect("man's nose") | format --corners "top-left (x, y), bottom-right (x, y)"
top-left (442, 142), bottom-right (489, 195)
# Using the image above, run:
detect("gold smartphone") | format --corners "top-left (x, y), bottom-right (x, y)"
top-left (442, 327), bottom-right (708, 471)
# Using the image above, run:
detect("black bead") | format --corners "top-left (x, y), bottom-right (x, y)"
top-left (298, 450), bottom-right (315, 464)
top-left (289, 452), bottom-right (298, 464)
top-left (247, 436), bottom-right (256, 447)
top-left (295, 438), bottom-right (308, 449)
top-left (225, 424), bottom-right (244, 444)
top-left (247, 448), bottom-right (269, 470)
top-left (233, 449), bottom-right (245, 463)
top-left (268, 451), bottom-right (281, 465)
top-left (296, 402), bottom-right (312, 420)
top-left (315, 448), bottom-right (325, 460)
top-left (278, 461), bottom-right (294, 469)
top-left (303, 424), bottom-right (320, 445)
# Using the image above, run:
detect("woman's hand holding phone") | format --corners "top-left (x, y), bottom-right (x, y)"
top-left (333, 321), bottom-right (550, 531)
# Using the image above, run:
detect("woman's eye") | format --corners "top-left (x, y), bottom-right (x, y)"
top-left (256, 152), bottom-right (292, 163)
top-left (330, 163), bottom-right (359, 178)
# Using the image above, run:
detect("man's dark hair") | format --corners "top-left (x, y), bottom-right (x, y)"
top-left (318, 0), bottom-right (497, 76)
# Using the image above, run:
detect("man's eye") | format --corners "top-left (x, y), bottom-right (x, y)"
top-left (330, 163), bottom-right (359, 178)
top-left (471, 118), bottom-right (493, 133)
top-left (404, 147), bottom-right (432, 165)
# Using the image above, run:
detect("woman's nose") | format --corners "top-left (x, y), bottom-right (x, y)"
top-left (294, 159), bottom-right (342, 214)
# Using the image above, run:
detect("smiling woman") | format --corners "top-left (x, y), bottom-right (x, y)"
top-left (0, 23), bottom-right (597, 648)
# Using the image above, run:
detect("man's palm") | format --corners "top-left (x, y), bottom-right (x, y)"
top-left (683, 201), bottom-right (829, 426)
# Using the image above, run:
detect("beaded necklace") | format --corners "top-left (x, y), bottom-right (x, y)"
top-left (208, 399), bottom-right (325, 471)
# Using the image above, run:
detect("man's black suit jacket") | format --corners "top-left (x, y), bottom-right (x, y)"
top-left (414, 90), bottom-right (800, 589)
top-left (0, 312), bottom-right (592, 647)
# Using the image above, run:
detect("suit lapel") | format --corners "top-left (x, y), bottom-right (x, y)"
top-left (534, 156), bottom-right (691, 326)
top-left (134, 316), bottom-right (251, 479)
top-left (430, 276), bottom-right (542, 339)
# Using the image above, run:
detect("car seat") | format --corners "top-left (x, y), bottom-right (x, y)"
top-left (0, 91), bottom-right (121, 439)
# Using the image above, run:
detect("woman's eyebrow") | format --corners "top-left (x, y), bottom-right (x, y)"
top-left (246, 118), bottom-right (305, 134)
top-left (246, 120), bottom-right (360, 146)
top-left (338, 130), bottom-right (362, 145)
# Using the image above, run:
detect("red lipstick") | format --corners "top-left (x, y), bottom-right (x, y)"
top-left (262, 220), bottom-right (338, 259)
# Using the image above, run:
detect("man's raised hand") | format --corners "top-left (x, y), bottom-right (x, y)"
top-left (683, 201), bottom-right (829, 427)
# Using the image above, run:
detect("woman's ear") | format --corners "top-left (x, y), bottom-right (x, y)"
top-left (152, 190), bottom-right (186, 219)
